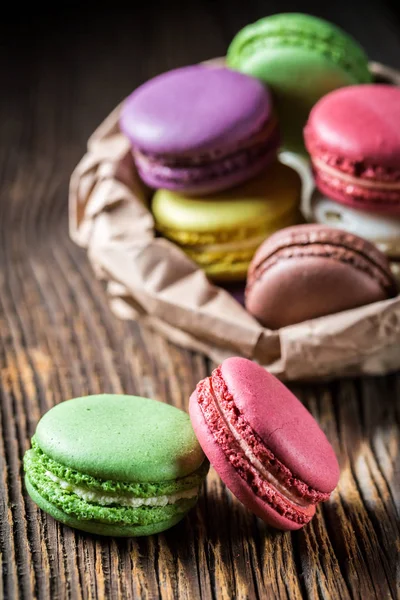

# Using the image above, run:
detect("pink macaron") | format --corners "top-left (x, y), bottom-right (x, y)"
top-left (189, 357), bottom-right (340, 531)
top-left (304, 85), bottom-right (400, 214)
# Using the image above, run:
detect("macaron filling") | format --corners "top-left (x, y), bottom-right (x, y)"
top-left (155, 227), bottom-right (300, 279)
top-left (133, 118), bottom-right (280, 186)
top-left (246, 229), bottom-right (397, 297)
top-left (155, 226), bottom-right (288, 271)
top-left (155, 209), bottom-right (299, 250)
top-left (312, 195), bottom-right (400, 256)
top-left (312, 158), bottom-right (400, 189)
top-left (24, 439), bottom-right (208, 527)
top-left (311, 158), bottom-right (400, 207)
top-left (304, 136), bottom-right (400, 183)
top-left (154, 205), bottom-right (299, 274)
top-left (196, 367), bottom-right (328, 524)
top-left (44, 471), bottom-right (199, 508)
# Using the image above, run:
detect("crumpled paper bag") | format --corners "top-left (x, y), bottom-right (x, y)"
top-left (69, 61), bottom-right (400, 380)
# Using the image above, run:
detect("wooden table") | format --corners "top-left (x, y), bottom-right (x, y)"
top-left (1, 2), bottom-right (399, 598)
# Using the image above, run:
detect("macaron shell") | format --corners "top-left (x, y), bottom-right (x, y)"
top-left (183, 204), bottom-right (300, 282)
top-left (311, 191), bottom-right (400, 257)
top-left (220, 358), bottom-right (340, 493)
top-left (311, 169), bottom-right (400, 215)
top-left (137, 147), bottom-right (278, 196)
top-left (250, 224), bottom-right (395, 279)
top-left (228, 13), bottom-right (370, 78)
top-left (120, 66), bottom-right (272, 155)
top-left (304, 85), bottom-right (400, 169)
top-left (25, 477), bottom-right (186, 537)
top-left (189, 391), bottom-right (309, 531)
top-left (35, 395), bottom-right (204, 483)
top-left (152, 162), bottom-right (301, 233)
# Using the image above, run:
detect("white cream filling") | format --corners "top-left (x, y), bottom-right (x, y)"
top-left (191, 218), bottom-right (299, 255)
top-left (313, 157), bottom-right (400, 191)
top-left (208, 381), bottom-right (311, 509)
top-left (45, 471), bottom-right (198, 508)
top-left (312, 192), bottom-right (400, 253)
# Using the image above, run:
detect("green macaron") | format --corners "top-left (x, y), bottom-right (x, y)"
top-left (227, 13), bottom-right (372, 154)
top-left (24, 394), bottom-right (209, 537)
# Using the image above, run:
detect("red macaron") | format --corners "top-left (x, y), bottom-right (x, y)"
top-left (189, 357), bottom-right (340, 530)
top-left (304, 84), bottom-right (400, 214)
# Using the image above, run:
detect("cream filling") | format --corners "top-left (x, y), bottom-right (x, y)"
top-left (45, 471), bottom-right (198, 508)
top-left (208, 381), bottom-right (311, 509)
top-left (313, 157), bottom-right (400, 191)
top-left (134, 117), bottom-right (278, 167)
top-left (312, 193), bottom-right (400, 254)
top-left (187, 214), bottom-right (299, 255)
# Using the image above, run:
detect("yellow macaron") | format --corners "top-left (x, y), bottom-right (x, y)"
top-left (152, 161), bottom-right (302, 281)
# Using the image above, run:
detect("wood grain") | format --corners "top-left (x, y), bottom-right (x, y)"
top-left (0, 2), bottom-right (399, 598)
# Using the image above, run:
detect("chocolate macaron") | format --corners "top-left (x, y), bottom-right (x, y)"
top-left (245, 224), bottom-right (397, 329)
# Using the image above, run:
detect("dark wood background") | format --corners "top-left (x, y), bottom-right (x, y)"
top-left (1, 1), bottom-right (400, 598)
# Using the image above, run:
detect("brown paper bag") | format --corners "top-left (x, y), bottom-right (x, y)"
top-left (69, 62), bottom-right (400, 380)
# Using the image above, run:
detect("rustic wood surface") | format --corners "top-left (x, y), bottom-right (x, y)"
top-left (1, 2), bottom-right (400, 598)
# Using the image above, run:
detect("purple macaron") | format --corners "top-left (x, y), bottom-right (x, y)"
top-left (119, 65), bottom-right (280, 195)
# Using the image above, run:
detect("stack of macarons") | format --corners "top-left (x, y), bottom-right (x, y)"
top-left (226, 13), bottom-right (399, 327)
top-left (120, 64), bottom-right (302, 282)
top-left (304, 84), bottom-right (400, 278)
top-left (118, 11), bottom-right (398, 327)
top-left (243, 85), bottom-right (400, 329)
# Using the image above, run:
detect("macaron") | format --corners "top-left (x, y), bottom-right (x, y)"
top-left (120, 65), bottom-right (280, 195)
top-left (304, 85), bottom-right (400, 214)
top-left (227, 13), bottom-right (371, 154)
top-left (245, 224), bottom-right (397, 329)
top-left (152, 162), bottom-right (302, 282)
top-left (189, 357), bottom-right (340, 530)
top-left (24, 395), bottom-right (208, 536)
top-left (311, 190), bottom-right (400, 258)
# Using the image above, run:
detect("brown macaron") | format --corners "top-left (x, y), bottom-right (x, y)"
top-left (245, 224), bottom-right (397, 330)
